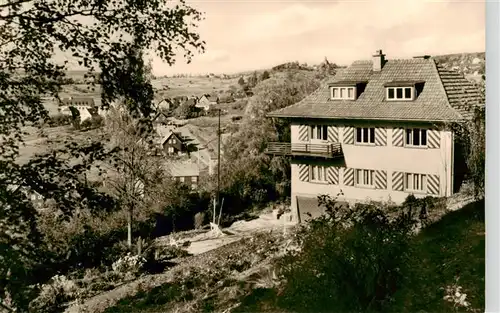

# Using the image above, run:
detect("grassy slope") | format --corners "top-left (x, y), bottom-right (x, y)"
top-left (391, 200), bottom-right (485, 313)
top-left (99, 200), bottom-right (484, 313)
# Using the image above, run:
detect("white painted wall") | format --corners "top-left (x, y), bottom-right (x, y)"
top-left (289, 121), bottom-right (454, 222)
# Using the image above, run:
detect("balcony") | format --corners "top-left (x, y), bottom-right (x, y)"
top-left (265, 142), bottom-right (343, 159)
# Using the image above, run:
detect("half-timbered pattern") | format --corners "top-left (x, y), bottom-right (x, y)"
top-left (265, 50), bottom-right (484, 223)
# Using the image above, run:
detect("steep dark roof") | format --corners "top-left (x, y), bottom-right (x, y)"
top-left (268, 58), bottom-right (482, 122)
top-left (161, 131), bottom-right (185, 146)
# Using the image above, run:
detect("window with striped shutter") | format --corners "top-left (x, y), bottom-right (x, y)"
top-left (392, 171), bottom-right (404, 191)
top-left (298, 164), bottom-right (309, 182)
top-left (343, 167), bottom-right (355, 186)
top-left (392, 128), bottom-right (404, 147)
top-left (374, 128), bottom-right (387, 146)
top-left (427, 129), bottom-right (441, 149)
top-left (298, 125), bottom-right (309, 142)
top-left (343, 126), bottom-right (355, 144)
top-left (327, 167), bottom-right (339, 185)
top-left (374, 170), bottom-right (387, 189)
top-left (426, 174), bottom-right (440, 195)
top-left (327, 126), bottom-right (339, 143)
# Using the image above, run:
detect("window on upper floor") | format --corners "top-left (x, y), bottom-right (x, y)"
top-left (331, 87), bottom-right (356, 100)
top-left (355, 127), bottom-right (375, 144)
top-left (310, 125), bottom-right (328, 141)
top-left (386, 87), bottom-right (414, 101)
top-left (405, 128), bottom-right (427, 147)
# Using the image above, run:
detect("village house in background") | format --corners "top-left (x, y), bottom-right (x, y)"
top-left (58, 96), bottom-right (102, 121)
top-left (196, 93), bottom-right (219, 111)
top-left (167, 161), bottom-right (200, 190)
top-left (266, 50), bottom-right (483, 223)
top-left (152, 111), bottom-right (171, 125)
top-left (160, 131), bottom-right (188, 156)
top-left (154, 98), bottom-right (174, 111)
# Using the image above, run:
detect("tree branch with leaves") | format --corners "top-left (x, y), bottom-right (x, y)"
top-left (0, 0), bottom-right (205, 310)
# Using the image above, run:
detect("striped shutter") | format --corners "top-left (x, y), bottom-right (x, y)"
top-left (374, 170), bottom-right (387, 189)
top-left (327, 126), bottom-right (339, 143)
top-left (392, 128), bottom-right (404, 147)
top-left (343, 167), bottom-right (355, 186)
top-left (427, 129), bottom-right (441, 149)
top-left (327, 167), bottom-right (339, 185)
top-left (374, 128), bottom-right (387, 146)
top-left (298, 164), bottom-right (309, 182)
top-left (343, 126), bottom-right (355, 144)
top-left (392, 171), bottom-right (404, 191)
top-left (298, 125), bottom-right (309, 142)
top-left (426, 174), bottom-right (440, 195)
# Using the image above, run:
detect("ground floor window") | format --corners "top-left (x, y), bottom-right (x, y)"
top-left (355, 169), bottom-right (374, 187)
top-left (310, 165), bottom-right (328, 182)
top-left (405, 173), bottom-right (426, 192)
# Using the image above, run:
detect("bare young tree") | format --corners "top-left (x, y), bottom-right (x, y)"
top-left (103, 103), bottom-right (165, 248)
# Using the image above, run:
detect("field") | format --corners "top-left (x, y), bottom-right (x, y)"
top-left (153, 76), bottom-right (240, 98)
top-left (17, 125), bottom-right (104, 165)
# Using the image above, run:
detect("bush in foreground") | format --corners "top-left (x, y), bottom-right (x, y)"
top-left (275, 195), bottom-right (417, 313)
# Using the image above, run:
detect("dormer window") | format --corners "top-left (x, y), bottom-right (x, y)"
top-left (329, 80), bottom-right (367, 101)
top-left (384, 81), bottom-right (425, 101)
top-left (331, 87), bottom-right (356, 100)
top-left (386, 87), bottom-right (414, 100)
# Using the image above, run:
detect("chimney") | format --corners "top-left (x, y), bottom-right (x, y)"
top-left (372, 49), bottom-right (386, 72)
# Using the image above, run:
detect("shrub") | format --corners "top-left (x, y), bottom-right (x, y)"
top-left (80, 115), bottom-right (104, 130)
top-left (111, 253), bottom-right (147, 278)
top-left (194, 211), bottom-right (206, 229)
top-left (80, 118), bottom-right (93, 130)
top-left (231, 99), bottom-right (248, 110)
top-left (49, 114), bottom-right (72, 127)
top-left (275, 195), bottom-right (417, 313)
top-left (29, 275), bottom-right (78, 313)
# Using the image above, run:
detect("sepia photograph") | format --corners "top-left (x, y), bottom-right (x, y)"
top-left (0, 0), bottom-right (492, 312)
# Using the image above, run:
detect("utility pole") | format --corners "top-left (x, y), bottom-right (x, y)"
top-left (217, 108), bottom-right (221, 217)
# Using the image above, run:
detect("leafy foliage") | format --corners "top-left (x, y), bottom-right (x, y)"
top-left (47, 114), bottom-right (73, 127)
top-left (260, 70), bottom-right (270, 81)
top-left (0, 0), bottom-right (204, 310)
top-left (448, 106), bottom-right (485, 199)
top-left (204, 70), bottom-right (322, 218)
top-left (275, 195), bottom-right (417, 313)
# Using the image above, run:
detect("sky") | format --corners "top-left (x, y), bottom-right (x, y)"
top-left (146, 0), bottom-right (484, 77)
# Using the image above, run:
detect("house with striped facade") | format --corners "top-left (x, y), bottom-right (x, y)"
top-left (265, 50), bottom-right (483, 223)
